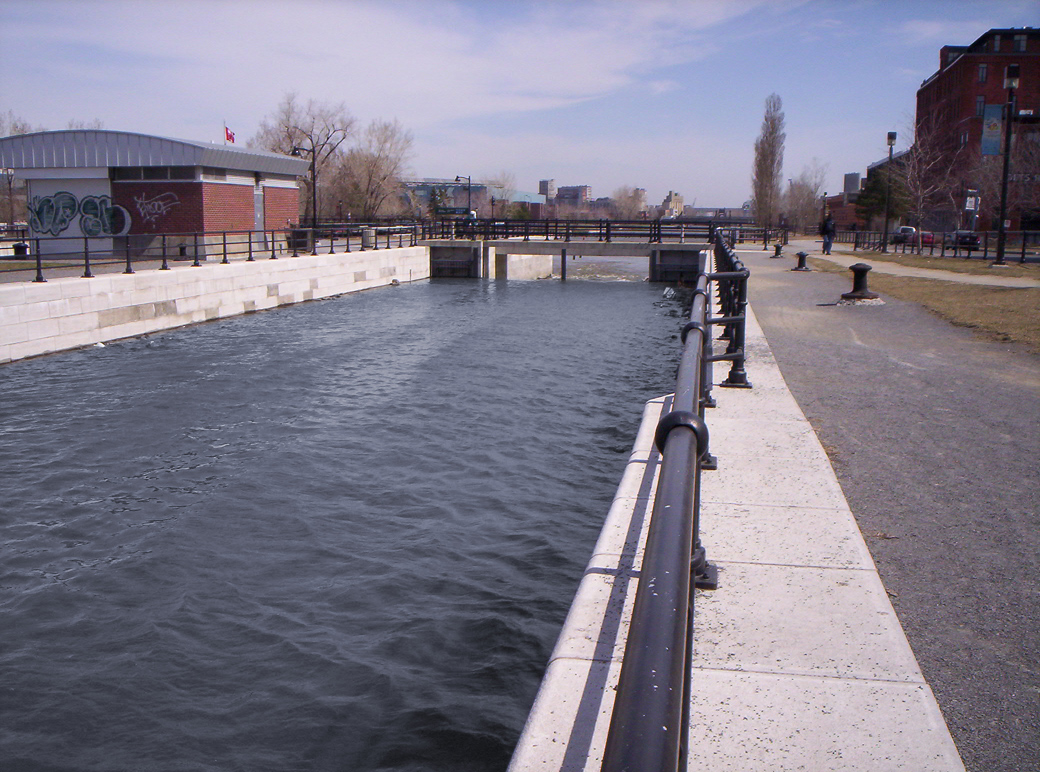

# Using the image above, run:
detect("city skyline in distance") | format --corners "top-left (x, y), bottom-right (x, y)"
top-left (2, 0), bottom-right (1036, 208)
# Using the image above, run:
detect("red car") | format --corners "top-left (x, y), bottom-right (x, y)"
top-left (920, 231), bottom-right (935, 246)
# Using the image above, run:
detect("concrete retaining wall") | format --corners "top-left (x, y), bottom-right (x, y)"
top-left (0, 246), bottom-right (430, 364)
top-left (493, 251), bottom-right (554, 280)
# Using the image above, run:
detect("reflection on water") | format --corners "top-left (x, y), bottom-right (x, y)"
top-left (0, 278), bottom-right (682, 771)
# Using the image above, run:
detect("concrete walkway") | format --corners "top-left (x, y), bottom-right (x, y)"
top-left (733, 246), bottom-right (1040, 772)
top-left (782, 238), bottom-right (1040, 288)
top-left (509, 295), bottom-right (965, 770)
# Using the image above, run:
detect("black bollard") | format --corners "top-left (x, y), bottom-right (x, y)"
top-left (841, 263), bottom-right (880, 300)
top-left (792, 251), bottom-right (811, 271)
top-left (771, 243), bottom-right (783, 258)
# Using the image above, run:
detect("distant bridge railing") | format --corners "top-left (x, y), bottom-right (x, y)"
top-left (412, 217), bottom-right (788, 246)
top-left (600, 230), bottom-right (750, 771)
top-left (0, 225), bottom-right (419, 282)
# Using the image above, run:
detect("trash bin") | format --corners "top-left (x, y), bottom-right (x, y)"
top-left (288, 229), bottom-right (310, 251)
top-left (362, 228), bottom-right (375, 249)
top-left (13, 242), bottom-right (28, 257)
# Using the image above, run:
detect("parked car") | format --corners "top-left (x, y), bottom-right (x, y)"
top-left (944, 230), bottom-right (981, 248)
top-left (891, 226), bottom-right (916, 244)
top-left (920, 231), bottom-right (935, 246)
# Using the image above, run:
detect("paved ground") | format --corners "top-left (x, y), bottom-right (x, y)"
top-left (561, 246), bottom-right (1038, 770)
top-left (731, 244), bottom-right (1040, 772)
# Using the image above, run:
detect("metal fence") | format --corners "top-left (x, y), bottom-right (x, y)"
top-left (414, 217), bottom-right (787, 247)
top-left (836, 229), bottom-right (1039, 262)
top-left (0, 225), bottom-right (420, 282)
top-left (600, 230), bottom-right (750, 771)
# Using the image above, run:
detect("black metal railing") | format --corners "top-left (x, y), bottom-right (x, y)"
top-left (600, 231), bottom-right (750, 771)
top-left (836, 229), bottom-right (1039, 262)
top-left (0, 225), bottom-right (420, 282)
top-left (415, 217), bottom-right (786, 246)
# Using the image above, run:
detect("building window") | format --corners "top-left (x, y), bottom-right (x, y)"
top-left (993, 34), bottom-right (1001, 52)
top-left (960, 132), bottom-right (969, 147)
top-left (979, 63), bottom-right (988, 83)
top-left (977, 96), bottom-right (986, 117)
top-left (1014, 35), bottom-right (1026, 52)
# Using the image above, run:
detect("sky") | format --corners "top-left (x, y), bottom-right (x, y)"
top-left (1, 0), bottom-right (1037, 207)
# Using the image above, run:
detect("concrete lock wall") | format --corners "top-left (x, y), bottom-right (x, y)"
top-left (493, 250), bottom-right (554, 280)
top-left (0, 247), bottom-right (430, 364)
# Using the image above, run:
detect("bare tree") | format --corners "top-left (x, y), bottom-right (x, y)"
top-left (0, 109), bottom-right (38, 137)
top-left (610, 186), bottom-right (646, 220)
top-left (0, 110), bottom-right (39, 226)
top-left (66, 118), bottom-right (106, 130)
top-left (477, 171), bottom-right (517, 217)
top-left (251, 92), bottom-right (355, 221)
top-left (751, 93), bottom-right (785, 228)
top-left (902, 112), bottom-right (964, 244)
top-left (329, 119), bottom-right (413, 220)
top-left (782, 160), bottom-right (827, 233)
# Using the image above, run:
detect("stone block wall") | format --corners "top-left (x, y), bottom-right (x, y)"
top-left (0, 246), bottom-right (430, 364)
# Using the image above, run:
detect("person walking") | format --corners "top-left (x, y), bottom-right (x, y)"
top-left (820, 215), bottom-right (836, 255)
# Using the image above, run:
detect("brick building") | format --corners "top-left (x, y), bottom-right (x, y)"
top-left (916, 27), bottom-right (1040, 229)
top-left (0, 130), bottom-right (307, 254)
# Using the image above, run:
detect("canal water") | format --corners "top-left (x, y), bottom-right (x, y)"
top-left (0, 276), bottom-right (683, 771)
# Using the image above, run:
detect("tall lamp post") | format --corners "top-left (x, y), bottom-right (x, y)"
top-left (881, 131), bottom-right (896, 253)
top-left (455, 175), bottom-right (472, 215)
top-left (1, 168), bottom-right (15, 232)
top-left (291, 143), bottom-right (318, 231)
top-left (994, 64), bottom-right (1020, 267)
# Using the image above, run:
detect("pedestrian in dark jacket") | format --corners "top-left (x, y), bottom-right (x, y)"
top-left (820, 216), bottom-right (836, 255)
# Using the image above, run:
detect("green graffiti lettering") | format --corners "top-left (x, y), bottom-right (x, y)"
top-left (29, 192), bottom-right (79, 236)
top-left (80, 195), bottom-right (131, 237)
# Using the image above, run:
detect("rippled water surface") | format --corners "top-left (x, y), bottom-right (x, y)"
top-left (0, 278), bottom-right (682, 771)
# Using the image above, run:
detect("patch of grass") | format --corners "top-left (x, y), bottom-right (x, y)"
top-left (810, 257), bottom-right (1040, 352)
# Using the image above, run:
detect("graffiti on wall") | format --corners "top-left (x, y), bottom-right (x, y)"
top-left (29, 192), bottom-right (131, 237)
top-left (80, 195), bottom-right (131, 236)
top-left (28, 192), bottom-right (79, 236)
top-left (134, 192), bottom-right (180, 224)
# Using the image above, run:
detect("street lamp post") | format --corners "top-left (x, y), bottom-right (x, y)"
top-left (994, 64), bottom-right (1020, 267)
top-left (881, 131), bottom-right (896, 253)
top-left (455, 175), bottom-right (472, 215)
top-left (2, 168), bottom-right (14, 231)
top-left (291, 143), bottom-right (318, 231)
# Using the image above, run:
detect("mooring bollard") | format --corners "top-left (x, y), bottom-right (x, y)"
top-left (792, 251), bottom-right (811, 271)
top-left (841, 262), bottom-right (880, 300)
top-left (772, 243), bottom-right (783, 258)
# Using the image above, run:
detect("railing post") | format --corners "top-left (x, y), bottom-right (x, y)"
top-left (33, 238), bottom-right (45, 282)
top-left (83, 237), bottom-right (93, 278)
top-left (161, 234), bottom-right (170, 270)
top-left (221, 232), bottom-right (229, 264)
top-left (247, 232), bottom-right (254, 261)
top-left (123, 238), bottom-right (134, 274)
top-left (192, 233), bottom-right (201, 266)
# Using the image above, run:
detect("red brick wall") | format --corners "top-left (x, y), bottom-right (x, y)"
top-left (112, 182), bottom-right (204, 234)
top-left (263, 186), bottom-right (300, 230)
top-left (202, 183), bottom-right (254, 232)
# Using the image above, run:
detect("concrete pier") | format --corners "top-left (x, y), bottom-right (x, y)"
top-left (508, 303), bottom-right (965, 771)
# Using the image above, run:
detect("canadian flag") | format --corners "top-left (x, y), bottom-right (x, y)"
top-left (225, 126), bottom-right (235, 143)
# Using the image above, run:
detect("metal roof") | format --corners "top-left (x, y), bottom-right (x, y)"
top-left (0, 130), bottom-right (309, 176)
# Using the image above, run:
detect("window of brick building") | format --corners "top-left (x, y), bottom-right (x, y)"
top-left (977, 95), bottom-right (986, 117)
top-left (979, 63), bottom-right (988, 83)
top-left (1014, 35), bottom-right (1026, 53)
top-left (993, 35), bottom-right (1001, 52)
